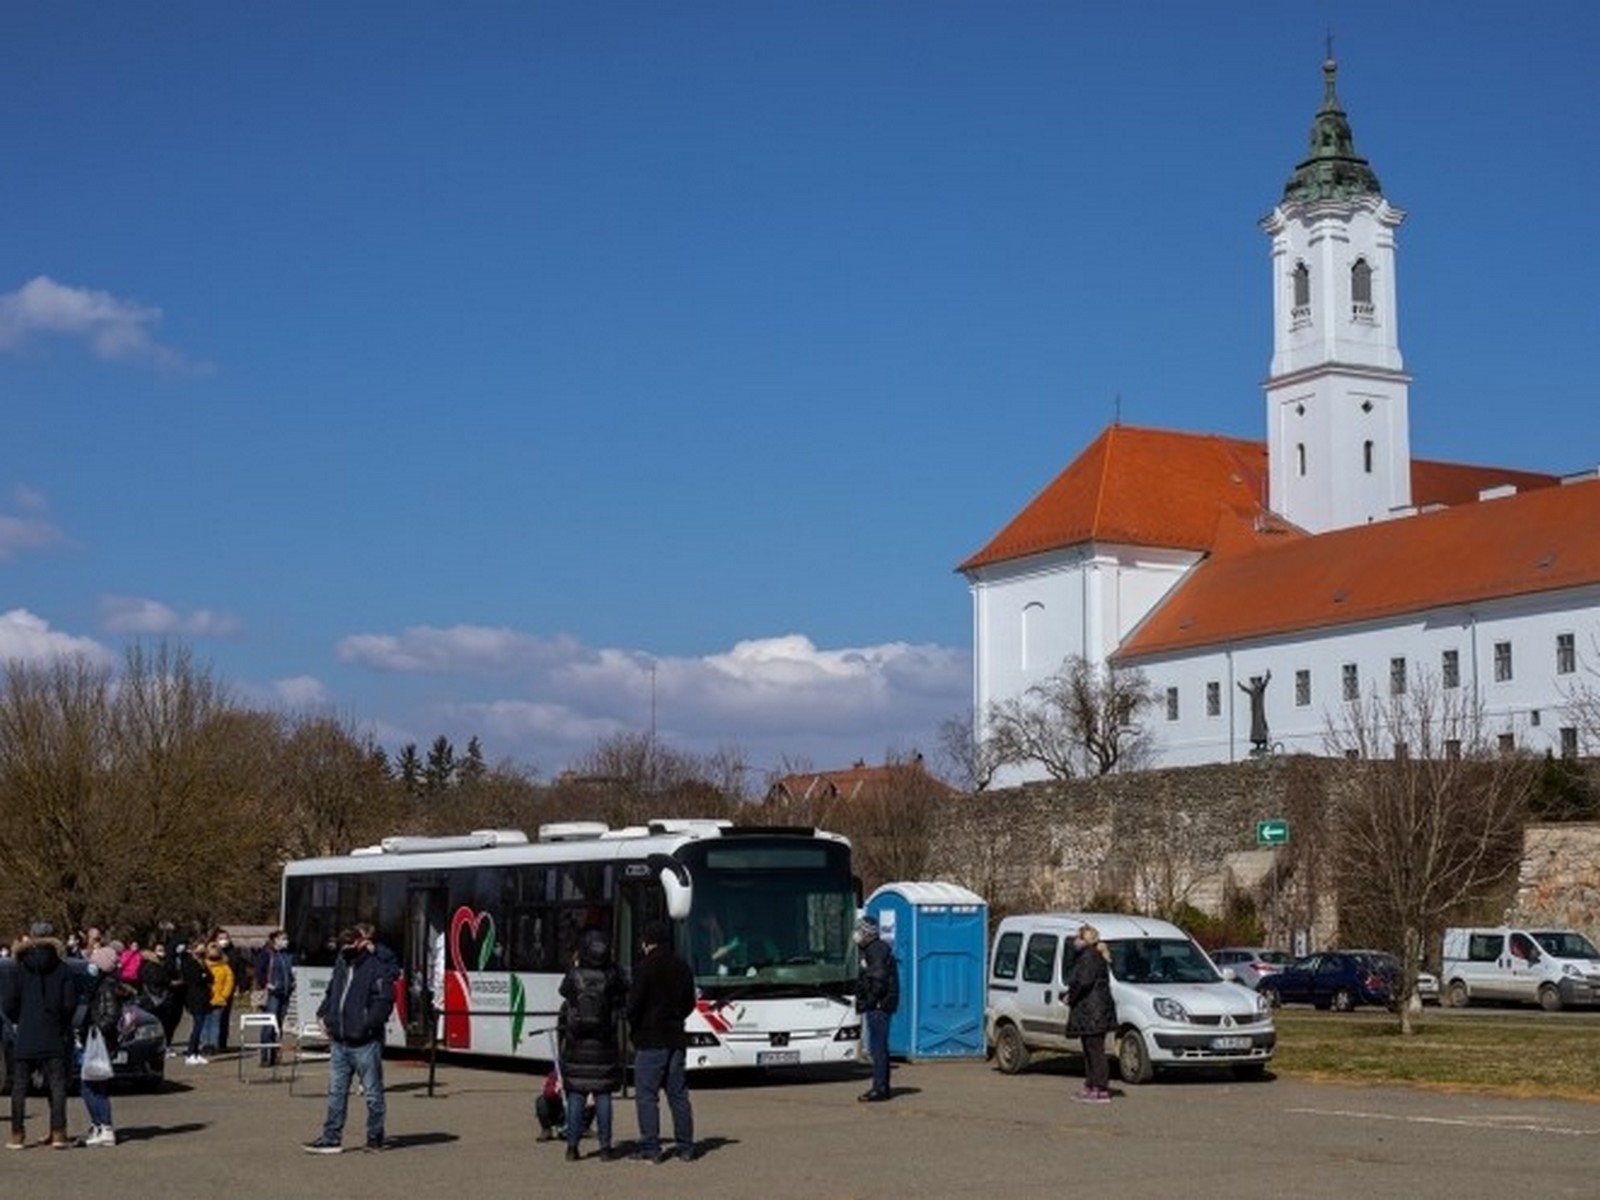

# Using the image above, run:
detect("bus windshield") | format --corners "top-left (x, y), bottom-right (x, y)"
top-left (675, 837), bottom-right (856, 997)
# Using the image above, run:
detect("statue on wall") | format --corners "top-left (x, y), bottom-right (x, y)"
top-left (1239, 671), bottom-right (1272, 753)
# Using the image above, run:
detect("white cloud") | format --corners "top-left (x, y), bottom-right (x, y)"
top-left (273, 675), bottom-right (331, 708)
top-left (336, 623), bottom-right (582, 674)
top-left (0, 275), bottom-right (205, 371)
top-left (339, 623), bottom-right (970, 774)
top-left (99, 595), bottom-right (241, 637)
top-left (0, 609), bottom-right (114, 666)
top-left (0, 484), bottom-right (66, 563)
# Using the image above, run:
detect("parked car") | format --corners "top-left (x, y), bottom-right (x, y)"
top-left (1441, 926), bottom-right (1600, 1011)
top-left (1415, 970), bottom-right (1440, 1004)
top-left (1210, 947), bottom-right (1294, 990)
top-left (987, 912), bottom-right (1275, 1084)
top-left (1258, 951), bottom-right (1398, 1011)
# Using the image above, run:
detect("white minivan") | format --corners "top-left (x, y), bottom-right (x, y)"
top-left (986, 912), bottom-right (1274, 1084)
top-left (1441, 926), bottom-right (1600, 1011)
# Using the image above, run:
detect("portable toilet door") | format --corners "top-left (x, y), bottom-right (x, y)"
top-left (865, 882), bottom-right (988, 1061)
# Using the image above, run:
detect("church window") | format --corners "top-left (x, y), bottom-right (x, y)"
top-left (1205, 681), bottom-right (1220, 717)
top-left (1442, 649), bottom-right (1460, 689)
top-left (1444, 739), bottom-right (1462, 761)
top-left (1493, 641), bottom-right (1513, 682)
top-left (1294, 669), bottom-right (1310, 707)
top-left (1292, 262), bottom-right (1310, 311)
top-left (1389, 656), bottom-right (1407, 696)
top-left (1351, 258), bottom-right (1374, 316)
top-left (1498, 733), bottom-right (1516, 755)
top-left (1296, 443), bottom-right (1306, 477)
top-left (1020, 602), bottom-right (1044, 670)
top-left (1560, 727), bottom-right (1579, 759)
top-left (1341, 663), bottom-right (1359, 701)
top-left (1393, 742), bottom-right (1409, 761)
top-left (1363, 440), bottom-right (1374, 473)
top-left (1165, 687), bottom-right (1179, 721)
top-left (1557, 633), bottom-right (1576, 674)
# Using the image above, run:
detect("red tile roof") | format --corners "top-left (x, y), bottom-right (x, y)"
top-left (958, 425), bottom-right (1272, 571)
top-left (1410, 458), bottom-right (1559, 508)
top-left (766, 760), bottom-right (960, 804)
top-left (1116, 477), bottom-right (1600, 660)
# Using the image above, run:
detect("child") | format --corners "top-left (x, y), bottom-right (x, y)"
top-left (534, 1069), bottom-right (565, 1142)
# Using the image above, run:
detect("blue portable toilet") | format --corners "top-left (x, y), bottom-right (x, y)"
top-left (864, 881), bottom-right (988, 1061)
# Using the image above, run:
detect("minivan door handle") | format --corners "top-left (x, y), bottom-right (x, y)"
top-left (1044, 989), bottom-right (1053, 1005)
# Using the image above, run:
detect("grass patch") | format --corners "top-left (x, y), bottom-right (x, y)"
top-left (1270, 1009), bottom-right (1600, 1099)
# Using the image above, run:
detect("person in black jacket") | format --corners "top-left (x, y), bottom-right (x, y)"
top-left (854, 916), bottom-right (899, 1103)
top-left (625, 919), bottom-right (696, 1163)
top-left (303, 925), bottom-right (396, 1154)
top-left (1064, 924), bottom-right (1117, 1103)
top-left (179, 942), bottom-right (214, 1065)
top-left (557, 930), bottom-right (628, 1162)
top-left (5, 923), bottom-right (78, 1149)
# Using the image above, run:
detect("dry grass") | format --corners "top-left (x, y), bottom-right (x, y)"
top-left (1270, 1008), bottom-right (1600, 1100)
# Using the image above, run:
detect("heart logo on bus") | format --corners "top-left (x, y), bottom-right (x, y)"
top-left (450, 907), bottom-right (497, 972)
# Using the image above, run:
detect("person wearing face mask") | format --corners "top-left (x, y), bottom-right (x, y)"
top-left (852, 916), bottom-right (899, 1104)
top-left (303, 926), bottom-right (395, 1154)
top-left (258, 931), bottom-right (295, 1067)
top-left (76, 946), bottom-right (125, 1146)
top-left (200, 942), bottom-right (234, 1057)
top-left (209, 929), bottom-right (244, 1053)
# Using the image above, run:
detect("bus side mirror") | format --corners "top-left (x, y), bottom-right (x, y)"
top-left (648, 854), bottom-right (693, 920)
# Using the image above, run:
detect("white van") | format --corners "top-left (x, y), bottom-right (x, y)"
top-left (986, 912), bottom-right (1274, 1084)
top-left (1440, 926), bottom-right (1600, 1011)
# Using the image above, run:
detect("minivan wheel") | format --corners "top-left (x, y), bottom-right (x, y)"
top-left (1538, 983), bottom-right (1564, 1013)
top-left (1446, 980), bottom-right (1469, 1008)
top-left (1330, 988), bottom-right (1354, 1012)
top-left (1117, 1029), bottom-right (1154, 1085)
top-left (993, 1022), bottom-right (1031, 1075)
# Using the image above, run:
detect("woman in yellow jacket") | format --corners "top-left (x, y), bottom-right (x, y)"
top-left (200, 941), bottom-right (235, 1055)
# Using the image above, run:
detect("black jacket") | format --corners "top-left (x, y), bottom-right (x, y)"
top-left (1064, 946), bottom-right (1117, 1037)
top-left (558, 931), bottom-right (628, 1094)
top-left (3, 938), bottom-right (77, 1060)
top-left (180, 952), bottom-right (213, 1016)
top-left (625, 944), bottom-right (695, 1051)
top-left (856, 936), bottom-right (899, 1015)
top-left (317, 947), bottom-right (396, 1045)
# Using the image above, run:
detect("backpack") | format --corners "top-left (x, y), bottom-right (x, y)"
top-left (565, 968), bottom-right (610, 1039)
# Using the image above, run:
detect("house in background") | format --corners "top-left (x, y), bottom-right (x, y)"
top-left (765, 755), bottom-right (960, 805)
top-left (961, 57), bottom-right (1600, 785)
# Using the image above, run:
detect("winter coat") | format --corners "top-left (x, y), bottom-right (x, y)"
top-left (180, 953), bottom-right (213, 1016)
top-left (626, 943), bottom-right (695, 1051)
top-left (1064, 945), bottom-right (1117, 1037)
top-left (263, 948), bottom-right (295, 1001)
top-left (79, 969), bottom-right (124, 1045)
top-left (558, 932), bottom-right (628, 1094)
top-left (3, 938), bottom-right (77, 1060)
top-left (317, 947), bottom-right (396, 1046)
top-left (856, 935), bottom-right (899, 1015)
top-left (207, 958), bottom-right (235, 1008)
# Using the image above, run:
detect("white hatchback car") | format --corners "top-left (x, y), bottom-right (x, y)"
top-left (987, 912), bottom-right (1275, 1084)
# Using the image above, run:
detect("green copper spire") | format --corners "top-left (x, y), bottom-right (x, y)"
top-left (1281, 56), bottom-right (1382, 203)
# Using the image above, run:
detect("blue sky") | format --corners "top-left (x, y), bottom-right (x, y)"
top-left (2, 3), bottom-right (1595, 781)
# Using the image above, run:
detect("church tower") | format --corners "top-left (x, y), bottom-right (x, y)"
top-left (1262, 56), bottom-right (1411, 533)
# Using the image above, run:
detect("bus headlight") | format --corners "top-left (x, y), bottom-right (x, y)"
top-left (686, 1031), bottom-right (722, 1047)
top-left (834, 1024), bottom-right (861, 1042)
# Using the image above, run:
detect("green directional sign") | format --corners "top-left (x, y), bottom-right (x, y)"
top-left (1256, 819), bottom-right (1289, 847)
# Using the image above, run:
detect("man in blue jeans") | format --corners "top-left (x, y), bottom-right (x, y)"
top-left (854, 916), bottom-right (899, 1102)
top-left (625, 919), bottom-right (696, 1162)
top-left (303, 925), bottom-right (396, 1155)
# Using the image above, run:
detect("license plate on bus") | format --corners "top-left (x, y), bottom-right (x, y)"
top-left (1211, 1036), bottom-right (1251, 1051)
top-left (757, 1050), bottom-right (800, 1066)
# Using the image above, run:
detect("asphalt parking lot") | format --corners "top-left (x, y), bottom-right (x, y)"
top-left (5, 1050), bottom-right (1598, 1199)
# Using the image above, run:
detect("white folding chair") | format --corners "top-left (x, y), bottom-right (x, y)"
top-left (287, 1013), bottom-right (333, 1096)
top-left (237, 1012), bottom-right (283, 1083)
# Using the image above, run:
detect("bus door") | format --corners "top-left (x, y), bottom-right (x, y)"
top-left (404, 883), bottom-right (448, 1047)
top-left (617, 864), bottom-right (669, 973)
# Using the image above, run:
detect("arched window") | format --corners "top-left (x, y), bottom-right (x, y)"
top-left (1292, 262), bottom-right (1310, 309)
top-left (1363, 440), bottom-right (1374, 473)
top-left (1296, 443), bottom-right (1307, 477)
top-left (1351, 258), bottom-right (1373, 305)
top-left (1021, 602), bottom-right (1044, 670)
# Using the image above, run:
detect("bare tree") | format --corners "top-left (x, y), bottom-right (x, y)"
top-left (935, 707), bottom-right (998, 792)
top-left (985, 655), bottom-right (1156, 779)
top-left (1325, 674), bottom-right (1537, 1034)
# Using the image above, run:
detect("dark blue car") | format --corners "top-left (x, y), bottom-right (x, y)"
top-left (1258, 951), bottom-right (1398, 1012)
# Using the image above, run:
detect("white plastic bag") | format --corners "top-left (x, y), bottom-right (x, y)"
top-left (82, 1026), bottom-right (115, 1082)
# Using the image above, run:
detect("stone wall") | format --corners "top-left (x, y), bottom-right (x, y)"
top-left (922, 758), bottom-right (1598, 948)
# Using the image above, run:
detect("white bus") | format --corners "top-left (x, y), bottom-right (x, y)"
top-left (280, 819), bottom-right (863, 1071)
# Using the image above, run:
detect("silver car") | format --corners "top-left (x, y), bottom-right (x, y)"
top-left (1211, 947), bottom-right (1294, 990)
